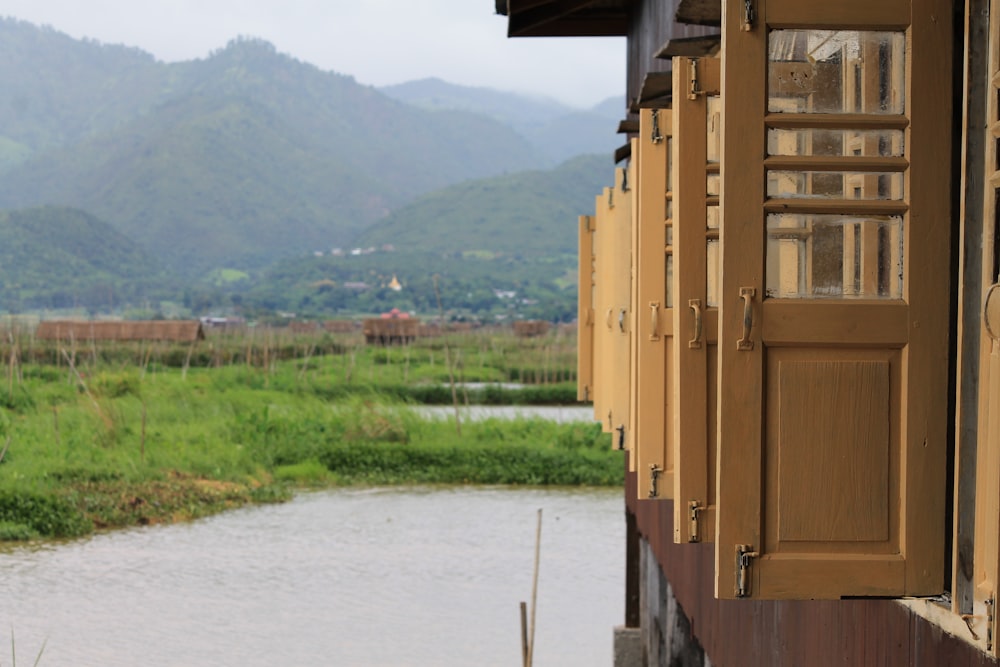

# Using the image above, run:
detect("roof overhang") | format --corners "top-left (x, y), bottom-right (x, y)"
top-left (655, 34), bottom-right (721, 59)
top-left (631, 71), bottom-right (673, 110)
top-left (497, 0), bottom-right (630, 37)
top-left (675, 0), bottom-right (721, 27)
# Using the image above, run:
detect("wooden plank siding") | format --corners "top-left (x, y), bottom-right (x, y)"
top-left (626, 458), bottom-right (999, 666)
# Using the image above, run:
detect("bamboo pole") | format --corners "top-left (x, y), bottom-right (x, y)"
top-left (520, 601), bottom-right (529, 667)
top-left (527, 508), bottom-right (542, 667)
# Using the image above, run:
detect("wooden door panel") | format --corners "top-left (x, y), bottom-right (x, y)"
top-left (764, 349), bottom-right (901, 554)
top-left (715, 0), bottom-right (952, 599)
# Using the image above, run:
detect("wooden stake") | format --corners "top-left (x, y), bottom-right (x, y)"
top-left (520, 601), bottom-right (529, 667)
top-left (528, 508), bottom-right (542, 667)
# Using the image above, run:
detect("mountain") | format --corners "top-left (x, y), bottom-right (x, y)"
top-left (380, 78), bottom-right (624, 164)
top-left (0, 207), bottom-right (170, 312)
top-left (0, 25), bottom-right (545, 272)
top-left (240, 154), bottom-right (614, 320)
top-left (354, 153), bottom-right (612, 257)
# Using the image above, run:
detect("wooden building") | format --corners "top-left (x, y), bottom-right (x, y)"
top-left (497, 0), bottom-right (1000, 664)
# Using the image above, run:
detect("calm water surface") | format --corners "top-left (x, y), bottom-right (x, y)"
top-left (0, 486), bottom-right (623, 666)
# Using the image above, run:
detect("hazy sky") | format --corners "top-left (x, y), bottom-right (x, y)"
top-left (1, 0), bottom-right (626, 109)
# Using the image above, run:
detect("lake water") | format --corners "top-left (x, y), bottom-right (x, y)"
top-left (0, 486), bottom-right (624, 666)
top-left (416, 404), bottom-right (594, 423)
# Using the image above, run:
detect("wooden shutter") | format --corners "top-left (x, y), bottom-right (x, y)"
top-left (592, 187), bottom-right (612, 434)
top-left (633, 110), bottom-right (675, 499)
top-left (592, 169), bottom-right (633, 450)
top-left (578, 215), bottom-right (595, 403)
top-left (976, 0), bottom-right (1000, 652)
top-left (672, 57), bottom-right (721, 541)
top-left (716, 0), bottom-right (953, 599)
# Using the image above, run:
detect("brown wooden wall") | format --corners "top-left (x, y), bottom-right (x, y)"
top-left (625, 457), bottom-right (999, 667)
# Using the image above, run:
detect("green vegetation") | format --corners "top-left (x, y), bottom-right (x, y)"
top-left (0, 329), bottom-right (614, 541)
top-left (0, 206), bottom-right (175, 312)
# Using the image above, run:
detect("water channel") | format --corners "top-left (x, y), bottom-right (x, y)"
top-left (0, 485), bottom-right (624, 666)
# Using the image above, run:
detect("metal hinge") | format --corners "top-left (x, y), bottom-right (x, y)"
top-left (648, 465), bottom-right (663, 498)
top-left (688, 59), bottom-right (702, 100)
top-left (650, 109), bottom-right (664, 144)
top-left (735, 544), bottom-right (759, 598)
top-left (742, 0), bottom-right (755, 31)
top-left (615, 424), bottom-right (625, 450)
top-left (689, 501), bottom-right (706, 542)
top-left (988, 597), bottom-right (995, 652)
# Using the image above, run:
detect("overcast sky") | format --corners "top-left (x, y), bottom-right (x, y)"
top-left (1, 0), bottom-right (625, 109)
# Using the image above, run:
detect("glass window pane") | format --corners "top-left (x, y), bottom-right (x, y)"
top-left (667, 137), bottom-right (674, 189)
top-left (767, 171), bottom-right (904, 200)
top-left (707, 96), bottom-right (722, 164)
top-left (766, 214), bottom-right (903, 299)
top-left (666, 253), bottom-right (674, 309)
top-left (767, 129), bottom-right (905, 157)
top-left (707, 173), bottom-right (720, 197)
top-left (707, 205), bottom-right (720, 230)
top-left (707, 239), bottom-right (720, 307)
top-left (769, 30), bottom-right (905, 115)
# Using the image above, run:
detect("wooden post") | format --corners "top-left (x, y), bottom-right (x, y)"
top-left (527, 508), bottom-right (542, 667)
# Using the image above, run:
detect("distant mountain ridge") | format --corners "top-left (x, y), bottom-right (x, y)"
top-left (379, 77), bottom-right (624, 164)
top-left (0, 27), bottom-right (559, 271)
top-left (0, 18), bottom-right (623, 317)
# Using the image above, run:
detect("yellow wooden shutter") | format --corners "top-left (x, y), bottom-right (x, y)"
top-left (976, 0), bottom-right (1000, 652)
top-left (716, 0), bottom-right (952, 599)
top-left (577, 215), bottom-right (595, 403)
top-left (633, 110), bottom-right (675, 499)
top-left (671, 56), bottom-right (721, 542)
top-left (592, 187), bottom-right (613, 434)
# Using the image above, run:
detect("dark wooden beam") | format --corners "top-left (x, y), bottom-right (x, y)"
top-left (617, 119), bottom-right (640, 134)
top-left (506, 0), bottom-right (628, 37)
top-left (510, 15), bottom-right (628, 36)
top-left (675, 0), bottom-right (721, 27)
top-left (655, 34), bottom-right (721, 59)
top-left (508, 0), bottom-right (601, 35)
top-left (614, 143), bottom-right (631, 163)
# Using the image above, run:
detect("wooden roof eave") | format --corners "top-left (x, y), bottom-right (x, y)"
top-left (631, 71), bottom-right (673, 111)
top-left (655, 34), bottom-right (721, 59)
top-left (502, 0), bottom-right (629, 37)
top-left (675, 0), bottom-right (722, 27)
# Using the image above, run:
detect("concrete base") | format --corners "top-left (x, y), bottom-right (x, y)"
top-left (614, 626), bottom-right (642, 667)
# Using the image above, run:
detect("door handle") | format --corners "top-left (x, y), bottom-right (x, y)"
top-left (688, 299), bottom-right (703, 349)
top-left (737, 287), bottom-right (756, 351)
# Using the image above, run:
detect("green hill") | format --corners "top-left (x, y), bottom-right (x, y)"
top-left (0, 28), bottom-right (545, 273)
top-left (354, 153), bottom-right (612, 257)
top-left (0, 207), bottom-right (171, 312)
top-left (239, 154), bottom-right (614, 320)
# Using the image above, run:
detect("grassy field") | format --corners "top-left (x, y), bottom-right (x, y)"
top-left (0, 327), bottom-right (615, 541)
